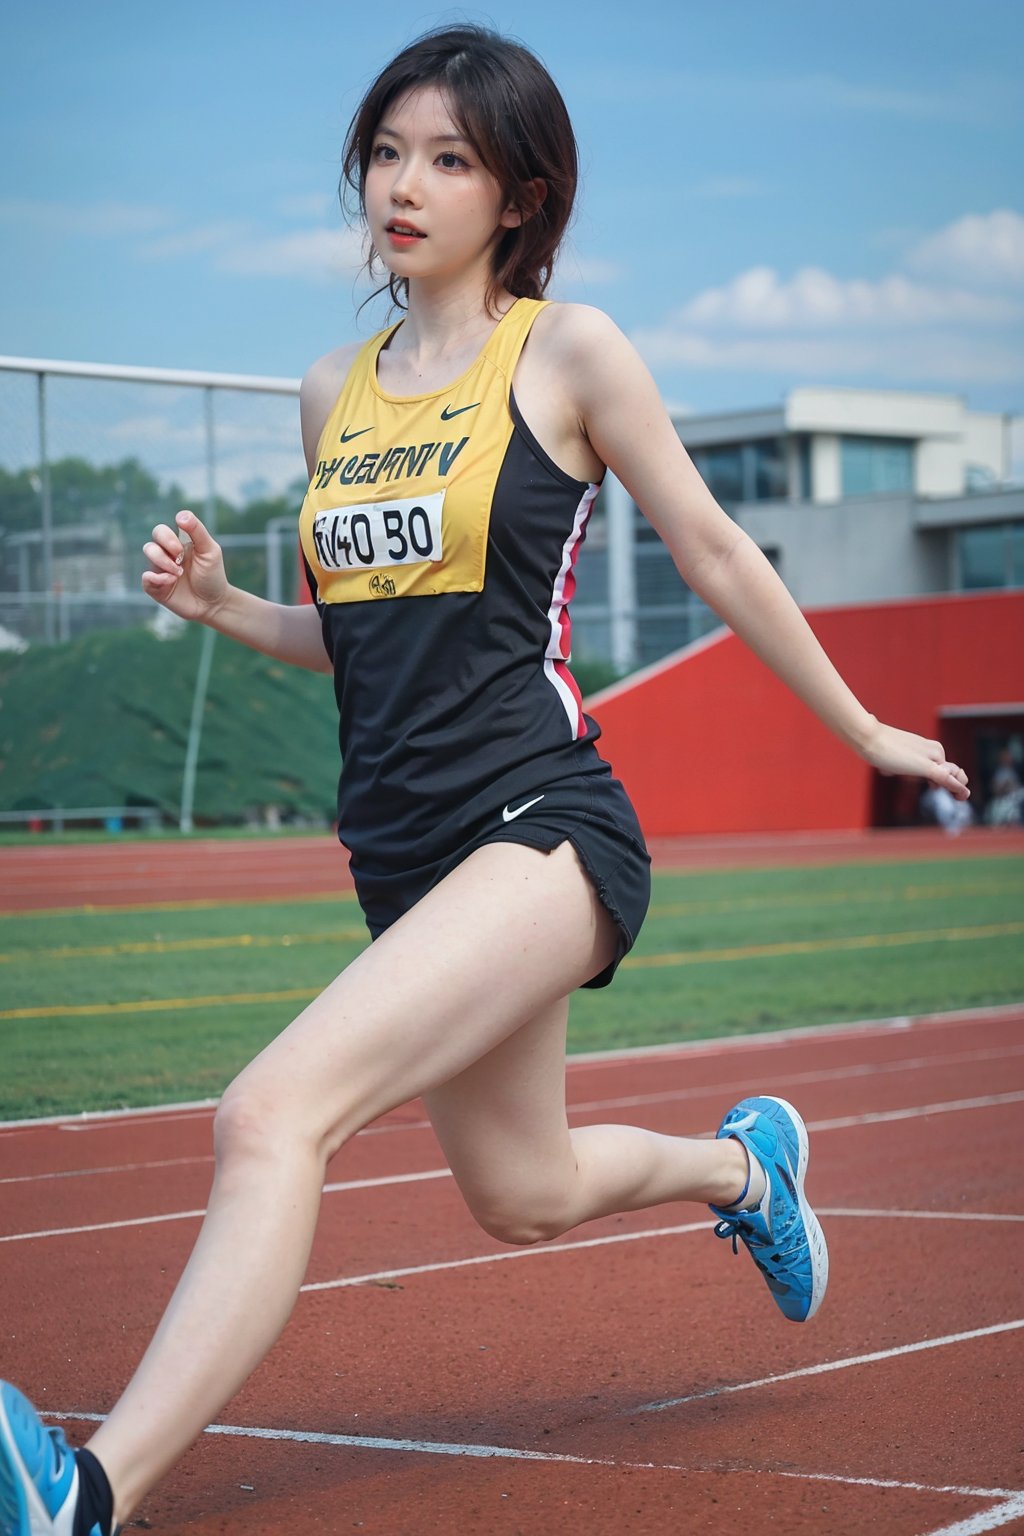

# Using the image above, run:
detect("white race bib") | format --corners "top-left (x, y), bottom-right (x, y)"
top-left (311, 490), bottom-right (445, 572)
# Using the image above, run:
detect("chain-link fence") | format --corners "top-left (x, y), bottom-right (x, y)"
top-left (0, 355), bottom-right (708, 826)
top-left (0, 358), bottom-right (310, 645)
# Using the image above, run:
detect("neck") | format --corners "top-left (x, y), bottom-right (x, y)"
top-left (395, 269), bottom-right (515, 364)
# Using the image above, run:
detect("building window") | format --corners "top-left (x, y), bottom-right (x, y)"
top-left (751, 439), bottom-right (788, 501)
top-left (688, 438), bottom-right (787, 508)
top-left (701, 446), bottom-right (744, 506)
top-left (955, 522), bottom-right (1024, 589)
top-left (798, 436), bottom-right (812, 501)
top-left (840, 436), bottom-right (914, 496)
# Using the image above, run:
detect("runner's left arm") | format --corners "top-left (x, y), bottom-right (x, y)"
top-left (562, 306), bottom-right (969, 800)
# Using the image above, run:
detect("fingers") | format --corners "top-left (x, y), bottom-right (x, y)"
top-left (175, 508), bottom-right (215, 549)
top-left (933, 759), bottom-right (970, 801)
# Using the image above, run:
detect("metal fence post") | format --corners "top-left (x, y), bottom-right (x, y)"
top-left (37, 371), bottom-right (55, 644)
top-left (179, 387), bottom-right (219, 834)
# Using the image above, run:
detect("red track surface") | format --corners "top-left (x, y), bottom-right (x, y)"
top-left (3, 825), bottom-right (1024, 913)
top-left (2, 1009), bottom-right (1023, 1534)
top-left (3, 834), bottom-right (1024, 1531)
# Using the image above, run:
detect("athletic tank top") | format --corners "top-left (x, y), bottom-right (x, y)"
top-left (299, 298), bottom-right (605, 874)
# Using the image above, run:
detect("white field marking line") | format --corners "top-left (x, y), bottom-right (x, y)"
top-left (309, 1208), bottom-right (1024, 1292)
top-left (818, 1208), bottom-right (1024, 1224)
top-left (0, 1155), bottom-right (211, 1187)
top-left (3, 1001), bottom-right (1019, 1133)
top-left (568, 1040), bottom-right (1024, 1114)
top-left (768, 1469), bottom-right (1019, 1502)
top-left (922, 1496), bottom-right (1024, 1535)
top-left (300, 1220), bottom-right (714, 1293)
top-left (634, 1318), bottom-right (1024, 1413)
top-left (12, 1039), bottom-right (1024, 1188)
top-left (41, 1413), bottom-right (1024, 1511)
top-left (6, 1091), bottom-right (1024, 1244)
top-left (565, 1001), bottom-right (1024, 1069)
top-left (3, 1198), bottom-right (1015, 1267)
top-left (806, 1089), bottom-right (1024, 1132)
top-left (0, 1169), bottom-right (452, 1244)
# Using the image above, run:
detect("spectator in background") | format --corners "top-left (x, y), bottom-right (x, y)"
top-left (987, 747), bottom-right (1024, 826)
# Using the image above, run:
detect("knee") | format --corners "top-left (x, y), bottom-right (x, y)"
top-left (213, 1074), bottom-right (313, 1169)
top-left (470, 1191), bottom-right (571, 1247)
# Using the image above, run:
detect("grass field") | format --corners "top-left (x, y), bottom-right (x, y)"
top-left (2, 854), bottom-right (1023, 1120)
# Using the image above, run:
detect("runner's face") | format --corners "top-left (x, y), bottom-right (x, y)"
top-left (364, 86), bottom-right (520, 286)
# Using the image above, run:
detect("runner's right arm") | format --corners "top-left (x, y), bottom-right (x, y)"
top-left (141, 510), bottom-right (332, 674)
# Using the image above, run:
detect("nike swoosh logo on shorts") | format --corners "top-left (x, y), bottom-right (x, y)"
top-left (340, 424), bottom-right (373, 443)
top-left (440, 402), bottom-right (480, 420)
top-left (502, 795), bottom-right (545, 822)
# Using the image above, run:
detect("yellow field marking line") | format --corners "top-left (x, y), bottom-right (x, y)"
top-left (2, 987), bottom-right (319, 1020)
top-left (4, 880), bottom-right (1022, 966)
top-left (0, 890), bottom-right (363, 921)
top-left (651, 879), bottom-right (1024, 920)
top-left (3, 870), bottom-right (1021, 924)
top-left (621, 920), bottom-right (1024, 971)
top-left (4, 920), bottom-right (1023, 1020)
top-left (0, 929), bottom-right (368, 964)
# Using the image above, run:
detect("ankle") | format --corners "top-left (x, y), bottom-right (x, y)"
top-left (717, 1137), bottom-right (766, 1211)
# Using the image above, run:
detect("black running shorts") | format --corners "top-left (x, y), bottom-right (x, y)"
top-left (351, 765), bottom-right (651, 989)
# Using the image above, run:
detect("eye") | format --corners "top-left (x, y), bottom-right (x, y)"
top-left (371, 142), bottom-right (399, 163)
top-left (437, 150), bottom-right (469, 170)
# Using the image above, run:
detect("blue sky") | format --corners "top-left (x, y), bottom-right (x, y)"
top-left (2, 0), bottom-right (1022, 424)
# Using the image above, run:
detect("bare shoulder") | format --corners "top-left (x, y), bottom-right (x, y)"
top-left (530, 301), bottom-right (629, 365)
top-left (299, 340), bottom-right (363, 473)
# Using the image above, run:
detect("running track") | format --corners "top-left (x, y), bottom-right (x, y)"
top-left (2, 834), bottom-right (1023, 1532)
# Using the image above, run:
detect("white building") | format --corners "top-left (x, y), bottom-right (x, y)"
top-left (577, 386), bottom-right (1024, 672)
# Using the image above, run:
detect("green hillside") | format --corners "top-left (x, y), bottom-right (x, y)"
top-left (0, 626), bottom-right (340, 822)
top-left (0, 627), bottom-right (622, 825)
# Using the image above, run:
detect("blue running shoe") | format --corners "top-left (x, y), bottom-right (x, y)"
top-left (0, 1382), bottom-right (80, 1536)
top-left (708, 1096), bottom-right (828, 1322)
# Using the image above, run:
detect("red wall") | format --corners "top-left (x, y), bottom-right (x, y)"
top-left (585, 591), bottom-right (1024, 836)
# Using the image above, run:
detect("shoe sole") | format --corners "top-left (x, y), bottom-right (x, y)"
top-left (760, 1095), bottom-right (829, 1321)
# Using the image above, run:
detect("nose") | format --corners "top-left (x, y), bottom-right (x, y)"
top-left (389, 156), bottom-right (423, 207)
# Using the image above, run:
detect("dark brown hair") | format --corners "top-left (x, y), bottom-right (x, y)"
top-left (341, 24), bottom-right (578, 313)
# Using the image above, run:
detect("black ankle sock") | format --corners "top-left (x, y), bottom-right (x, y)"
top-left (73, 1448), bottom-right (116, 1536)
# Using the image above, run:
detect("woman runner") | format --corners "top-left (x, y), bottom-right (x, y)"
top-left (0, 25), bottom-right (970, 1536)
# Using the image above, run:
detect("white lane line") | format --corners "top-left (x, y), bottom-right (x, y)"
top-left (305, 1210), bottom-right (1024, 1293)
top-left (807, 1090), bottom-right (1024, 1131)
top-left (634, 1319), bottom-right (1024, 1413)
top-left (47, 1411), bottom-right (620, 1467)
top-left (769, 1468), bottom-right (1018, 1501)
top-left (0, 1170), bottom-right (453, 1244)
top-left (4, 1195), bottom-right (1020, 1253)
top-left (569, 1042), bottom-right (1024, 1114)
top-left (566, 1002), bottom-right (1024, 1071)
top-left (6, 1084), bottom-right (1024, 1243)
top-left (819, 1208), bottom-right (1024, 1224)
top-left (42, 1412), bottom-right (1024, 1517)
top-left (0, 1156), bottom-right (211, 1187)
top-left (299, 1221), bottom-right (713, 1294)
top-left (3, 1002), bottom-right (1019, 1132)
top-left (922, 1497), bottom-right (1024, 1535)
top-left (9, 1041), bottom-right (1024, 1188)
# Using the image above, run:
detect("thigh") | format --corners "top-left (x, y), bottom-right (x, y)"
top-left (422, 995), bottom-right (577, 1220)
top-left (232, 839), bottom-right (616, 1156)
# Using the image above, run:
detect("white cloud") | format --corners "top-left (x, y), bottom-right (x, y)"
top-left (668, 265), bottom-right (1020, 332)
top-left (276, 192), bottom-right (336, 220)
top-left (632, 326), bottom-right (1024, 385)
top-left (215, 226), bottom-right (366, 282)
top-left (137, 222), bottom-right (250, 260)
top-left (632, 210), bottom-right (1024, 389)
top-left (907, 210), bottom-right (1024, 289)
